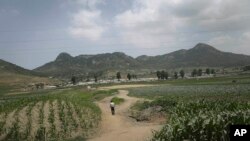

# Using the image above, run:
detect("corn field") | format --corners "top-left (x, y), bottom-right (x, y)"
top-left (129, 83), bottom-right (250, 141)
top-left (151, 100), bottom-right (250, 141)
top-left (0, 89), bottom-right (103, 141)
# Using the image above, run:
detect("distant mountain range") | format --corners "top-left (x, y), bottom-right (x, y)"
top-left (33, 43), bottom-right (250, 78)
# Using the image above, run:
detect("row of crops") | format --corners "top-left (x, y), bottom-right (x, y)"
top-left (0, 100), bottom-right (97, 140)
top-left (129, 83), bottom-right (250, 141)
top-left (129, 84), bottom-right (250, 101)
top-left (152, 100), bottom-right (250, 141)
top-left (0, 88), bottom-right (115, 141)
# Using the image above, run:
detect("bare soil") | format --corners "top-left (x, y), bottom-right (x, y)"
top-left (0, 110), bottom-right (16, 140)
top-left (89, 90), bottom-right (162, 141)
top-left (29, 102), bottom-right (42, 140)
top-left (18, 106), bottom-right (29, 135)
top-left (52, 100), bottom-right (62, 135)
top-left (43, 101), bottom-right (50, 137)
top-left (98, 84), bottom-right (155, 90)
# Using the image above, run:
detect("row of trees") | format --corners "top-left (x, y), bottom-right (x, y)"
top-left (243, 66), bottom-right (250, 71)
top-left (71, 68), bottom-right (217, 84)
top-left (191, 68), bottom-right (215, 77)
top-left (117, 72), bottom-right (137, 81)
top-left (156, 68), bottom-right (216, 80)
top-left (71, 72), bottom-right (137, 84)
top-left (156, 70), bottom-right (185, 80)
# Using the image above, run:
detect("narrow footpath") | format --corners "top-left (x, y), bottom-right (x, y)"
top-left (89, 90), bottom-right (162, 141)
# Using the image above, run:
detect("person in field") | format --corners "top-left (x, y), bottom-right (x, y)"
top-left (110, 100), bottom-right (115, 115)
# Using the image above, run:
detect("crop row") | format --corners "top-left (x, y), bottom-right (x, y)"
top-left (0, 99), bottom-right (99, 141)
top-left (152, 100), bottom-right (250, 141)
top-left (129, 84), bottom-right (250, 101)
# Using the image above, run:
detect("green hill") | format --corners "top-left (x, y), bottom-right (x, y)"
top-left (34, 43), bottom-right (250, 78)
top-left (0, 59), bottom-right (60, 95)
top-left (137, 43), bottom-right (250, 68)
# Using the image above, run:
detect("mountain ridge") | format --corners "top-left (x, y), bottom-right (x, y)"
top-left (33, 43), bottom-right (250, 78)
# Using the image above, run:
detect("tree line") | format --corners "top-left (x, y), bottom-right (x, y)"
top-left (156, 70), bottom-right (185, 80)
top-left (191, 68), bottom-right (215, 77)
top-left (156, 68), bottom-right (215, 80)
top-left (71, 71), bottom-right (137, 85)
top-left (71, 68), bottom-right (217, 84)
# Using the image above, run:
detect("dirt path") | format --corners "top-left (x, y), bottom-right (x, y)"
top-left (98, 84), bottom-right (155, 91)
top-left (89, 90), bottom-right (162, 141)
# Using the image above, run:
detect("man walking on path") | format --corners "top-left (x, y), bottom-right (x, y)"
top-left (110, 100), bottom-right (115, 115)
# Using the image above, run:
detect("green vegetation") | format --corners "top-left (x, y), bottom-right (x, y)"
top-left (111, 97), bottom-right (125, 105)
top-left (127, 73), bottom-right (131, 80)
top-left (0, 88), bottom-right (117, 141)
top-left (0, 85), bottom-right (12, 96)
top-left (152, 100), bottom-right (250, 141)
top-left (116, 72), bottom-right (121, 81)
top-left (92, 89), bottom-right (117, 100)
top-left (34, 43), bottom-right (250, 79)
top-left (128, 77), bottom-right (250, 141)
top-left (156, 70), bottom-right (169, 80)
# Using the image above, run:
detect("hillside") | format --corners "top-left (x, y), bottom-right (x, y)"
top-left (0, 59), bottom-right (41, 76)
top-left (34, 43), bottom-right (250, 78)
top-left (0, 59), bottom-right (60, 94)
top-left (137, 43), bottom-right (250, 68)
top-left (34, 52), bottom-right (142, 78)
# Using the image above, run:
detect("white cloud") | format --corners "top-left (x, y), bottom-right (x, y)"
top-left (114, 0), bottom-right (250, 52)
top-left (67, 0), bottom-right (250, 54)
top-left (114, 0), bottom-right (179, 48)
top-left (70, 10), bottom-right (105, 41)
top-left (208, 33), bottom-right (250, 55)
top-left (68, 0), bottom-right (106, 41)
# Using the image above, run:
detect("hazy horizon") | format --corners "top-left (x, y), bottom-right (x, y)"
top-left (1, 0), bottom-right (250, 69)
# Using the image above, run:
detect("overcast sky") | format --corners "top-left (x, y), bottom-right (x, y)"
top-left (0, 0), bottom-right (250, 69)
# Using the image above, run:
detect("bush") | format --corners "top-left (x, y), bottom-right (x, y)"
top-left (111, 97), bottom-right (125, 105)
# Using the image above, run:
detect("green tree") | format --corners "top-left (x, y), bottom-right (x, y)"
top-left (127, 73), bottom-right (131, 80)
top-left (94, 75), bottom-right (98, 82)
top-left (161, 71), bottom-right (165, 80)
top-left (198, 69), bottom-right (203, 76)
top-left (192, 69), bottom-right (197, 77)
top-left (180, 70), bottom-right (185, 78)
top-left (71, 76), bottom-right (77, 85)
top-left (116, 72), bottom-right (121, 81)
top-left (206, 68), bottom-right (210, 75)
top-left (156, 71), bottom-right (161, 80)
top-left (243, 66), bottom-right (250, 71)
top-left (164, 71), bottom-right (169, 80)
top-left (174, 72), bottom-right (178, 79)
top-left (211, 69), bottom-right (215, 74)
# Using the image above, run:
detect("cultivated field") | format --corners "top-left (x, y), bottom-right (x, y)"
top-left (128, 76), bottom-right (250, 141)
top-left (0, 75), bottom-right (250, 141)
top-left (0, 88), bottom-right (116, 141)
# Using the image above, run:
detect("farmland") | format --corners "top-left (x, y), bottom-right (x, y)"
top-left (0, 88), bottom-right (117, 141)
top-left (0, 75), bottom-right (250, 141)
top-left (128, 76), bottom-right (250, 141)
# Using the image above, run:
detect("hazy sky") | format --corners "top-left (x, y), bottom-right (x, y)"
top-left (0, 0), bottom-right (250, 69)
